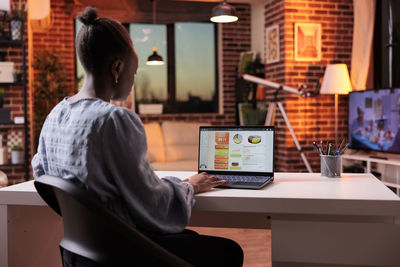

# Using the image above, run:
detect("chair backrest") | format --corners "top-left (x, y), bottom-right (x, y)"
top-left (34, 175), bottom-right (193, 267)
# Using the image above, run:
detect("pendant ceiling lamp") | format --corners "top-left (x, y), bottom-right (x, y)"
top-left (146, 0), bottom-right (164, 66)
top-left (210, 0), bottom-right (238, 23)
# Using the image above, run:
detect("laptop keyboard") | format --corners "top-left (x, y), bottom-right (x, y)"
top-left (216, 175), bottom-right (271, 184)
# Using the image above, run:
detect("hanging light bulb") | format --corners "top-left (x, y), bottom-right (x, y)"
top-left (146, 0), bottom-right (164, 65)
top-left (210, 0), bottom-right (238, 23)
top-left (147, 47), bottom-right (164, 66)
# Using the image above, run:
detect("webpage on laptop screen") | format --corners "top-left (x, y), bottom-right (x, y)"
top-left (199, 128), bottom-right (274, 173)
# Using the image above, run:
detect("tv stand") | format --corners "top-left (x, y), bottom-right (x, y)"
top-left (342, 153), bottom-right (400, 196)
top-left (369, 155), bottom-right (389, 161)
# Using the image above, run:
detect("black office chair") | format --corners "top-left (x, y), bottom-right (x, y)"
top-left (34, 175), bottom-right (194, 267)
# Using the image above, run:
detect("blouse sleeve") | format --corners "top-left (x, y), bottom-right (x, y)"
top-left (102, 108), bottom-right (195, 234)
top-left (31, 125), bottom-right (47, 179)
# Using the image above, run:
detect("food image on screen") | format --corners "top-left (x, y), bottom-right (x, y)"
top-left (231, 162), bottom-right (239, 166)
top-left (248, 135), bottom-right (261, 144)
top-left (233, 134), bottom-right (243, 144)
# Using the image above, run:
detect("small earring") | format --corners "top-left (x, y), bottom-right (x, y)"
top-left (114, 75), bottom-right (119, 85)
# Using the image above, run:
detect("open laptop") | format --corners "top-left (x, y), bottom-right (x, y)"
top-left (198, 126), bottom-right (274, 189)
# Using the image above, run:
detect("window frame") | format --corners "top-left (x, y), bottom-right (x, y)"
top-left (131, 22), bottom-right (219, 114)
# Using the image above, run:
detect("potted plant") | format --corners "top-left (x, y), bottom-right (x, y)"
top-left (11, 145), bottom-right (23, 164)
top-left (32, 50), bottom-right (69, 149)
top-left (12, 69), bottom-right (22, 83)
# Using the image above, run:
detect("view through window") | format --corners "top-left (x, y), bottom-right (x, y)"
top-left (75, 21), bottom-right (218, 113)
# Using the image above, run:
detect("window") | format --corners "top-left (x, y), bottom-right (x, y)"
top-left (130, 24), bottom-right (168, 104)
top-left (75, 20), bottom-right (218, 114)
top-left (130, 22), bottom-right (218, 113)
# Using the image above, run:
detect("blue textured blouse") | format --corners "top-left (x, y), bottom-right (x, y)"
top-left (31, 98), bottom-right (195, 234)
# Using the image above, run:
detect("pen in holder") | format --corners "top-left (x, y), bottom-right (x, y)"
top-left (320, 155), bottom-right (341, 178)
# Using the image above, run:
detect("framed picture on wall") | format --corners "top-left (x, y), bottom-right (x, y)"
top-left (266, 24), bottom-right (280, 64)
top-left (294, 23), bottom-right (321, 61)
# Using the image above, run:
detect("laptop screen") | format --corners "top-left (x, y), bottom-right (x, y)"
top-left (198, 126), bottom-right (274, 174)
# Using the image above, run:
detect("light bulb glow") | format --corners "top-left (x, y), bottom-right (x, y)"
top-left (146, 60), bottom-right (164, 66)
top-left (210, 15), bottom-right (238, 23)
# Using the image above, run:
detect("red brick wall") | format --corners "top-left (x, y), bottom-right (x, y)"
top-left (25, 0), bottom-right (354, 179)
top-left (25, 1), bottom-right (251, 181)
top-left (265, 0), bottom-right (353, 172)
top-left (27, 1), bottom-right (251, 128)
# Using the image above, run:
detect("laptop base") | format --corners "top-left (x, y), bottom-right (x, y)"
top-left (216, 177), bottom-right (274, 189)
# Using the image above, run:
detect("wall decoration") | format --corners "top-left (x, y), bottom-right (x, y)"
top-left (238, 51), bottom-right (255, 73)
top-left (294, 23), bottom-right (321, 61)
top-left (266, 24), bottom-right (279, 64)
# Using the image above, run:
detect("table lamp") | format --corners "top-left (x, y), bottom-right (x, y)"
top-left (320, 64), bottom-right (352, 146)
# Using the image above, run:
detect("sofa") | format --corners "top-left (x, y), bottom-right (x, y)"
top-left (143, 121), bottom-right (209, 171)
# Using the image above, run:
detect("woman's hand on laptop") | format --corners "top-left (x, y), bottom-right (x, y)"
top-left (184, 172), bottom-right (226, 194)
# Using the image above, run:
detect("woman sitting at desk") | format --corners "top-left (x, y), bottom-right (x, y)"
top-left (31, 7), bottom-right (243, 267)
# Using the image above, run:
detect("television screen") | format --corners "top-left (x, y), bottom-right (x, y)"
top-left (348, 88), bottom-right (400, 153)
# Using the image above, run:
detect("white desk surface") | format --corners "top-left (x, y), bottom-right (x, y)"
top-left (1, 172), bottom-right (400, 216)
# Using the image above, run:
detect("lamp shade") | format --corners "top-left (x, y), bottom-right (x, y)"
top-left (210, 1), bottom-right (238, 23)
top-left (0, 0), bottom-right (10, 12)
top-left (320, 64), bottom-right (352, 95)
top-left (146, 48), bottom-right (164, 66)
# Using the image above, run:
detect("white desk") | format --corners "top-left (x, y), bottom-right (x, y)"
top-left (1, 172), bottom-right (400, 267)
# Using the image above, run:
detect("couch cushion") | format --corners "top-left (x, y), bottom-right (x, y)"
top-left (161, 121), bottom-right (208, 162)
top-left (143, 122), bottom-right (166, 163)
top-left (150, 160), bottom-right (198, 171)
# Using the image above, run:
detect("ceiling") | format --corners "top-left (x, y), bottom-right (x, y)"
top-left (72, 0), bottom-right (219, 23)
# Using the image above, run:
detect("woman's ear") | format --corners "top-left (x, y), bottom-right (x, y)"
top-left (111, 59), bottom-right (124, 85)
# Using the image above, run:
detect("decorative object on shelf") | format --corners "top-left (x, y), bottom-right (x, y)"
top-left (10, 144), bottom-right (23, 164)
top-left (7, 130), bottom-right (23, 151)
top-left (266, 24), bottom-right (280, 64)
top-left (0, 134), bottom-right (7, 165)
top-left (8, 13), bottom-right (23, 41)
top-left (210, 0), bottom-right (238, 23)
top-left (146, 0), bottom-right (164, 66)
top-left (9, 0), bottom-right (26, 41)
top-left (294, 23), bottom-right (321, 61)
top-left (13, 116), bottom-right (24, 124)
top-left (0, 61), bottom-right (14, 82)
top-left (0, 10), bottom-right (8, 40)
top-left (0, 108), bottom-right (11, 124)
top-left (12, 69), bottom-right (22, 82)
top-left (0, 170), bottom-right (7, 187)
top-left (32, 50), bottom-right (68, 148)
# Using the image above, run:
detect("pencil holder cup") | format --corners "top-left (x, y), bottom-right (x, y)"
top-left (320, 155), bottom-right (341, 178)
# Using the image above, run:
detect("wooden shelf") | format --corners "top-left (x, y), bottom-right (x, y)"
top-left (0, 39), bottom-right (23, 46)
top-left (0, 37), bottom-right (28, 181)
top-left (342, 153), bottom-right (400, 195)
top-left (342, 154), bottom-right (400, 167)
top-left (0, 163), bottom-right (25, 167)
top-left (0, 82), bottom-right (24, 86)
top-left (0, 123), bottom-right (24, 129)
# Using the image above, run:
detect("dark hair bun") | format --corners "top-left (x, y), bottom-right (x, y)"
top-left (78, 6), bottom-right (98, 25)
